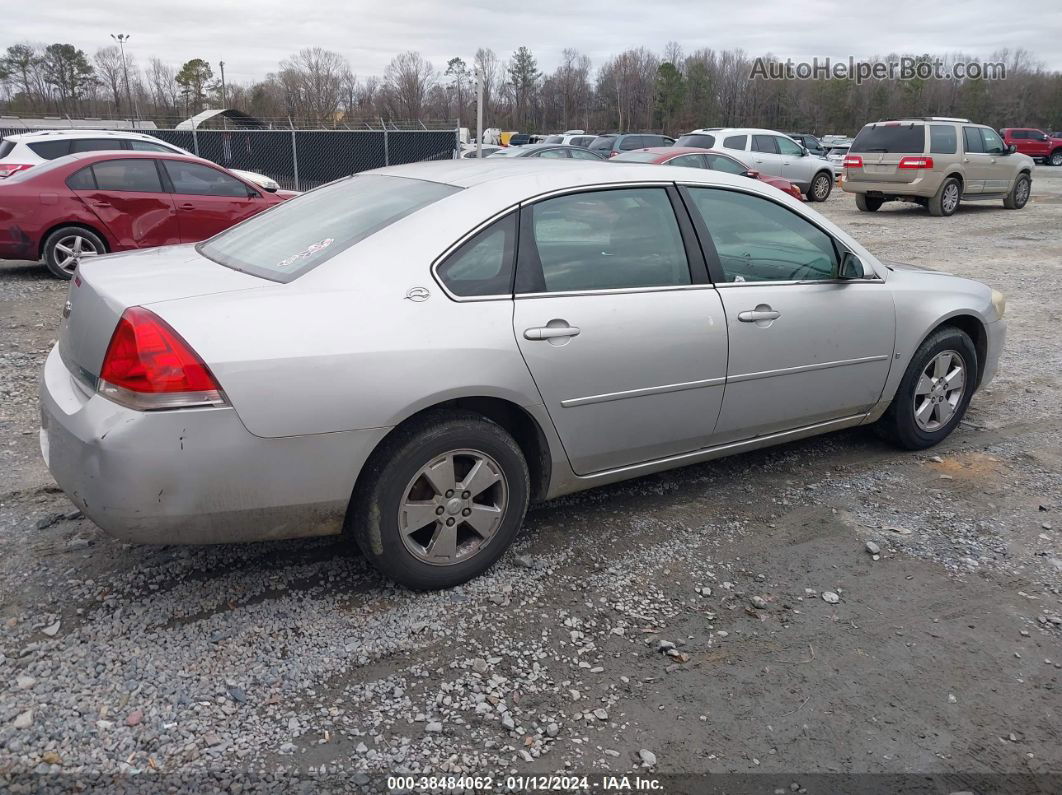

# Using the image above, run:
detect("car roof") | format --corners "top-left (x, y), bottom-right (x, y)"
top-left (4, 128), bottom-right (164, 142)
top-left (685, 127), bottom-right (785, 136)
top-left (33, 150), bottom-right (221, 169)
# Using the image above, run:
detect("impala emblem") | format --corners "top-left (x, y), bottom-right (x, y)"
top-left (62, 301), bottom-right (72, 319)
top-left (406, 287), bottom-right (430, 302)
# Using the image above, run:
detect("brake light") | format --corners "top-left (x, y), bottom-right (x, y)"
top-left (98, 307), bottom-right (225, 410)
top-left (898, 156), bottom-right (934, 169)
top-left (609, 151), bottom-right (618, 158)
top-left (0, 163), bottom-right (33, 178)
top-left (842, 155), bottom-right (863, 168)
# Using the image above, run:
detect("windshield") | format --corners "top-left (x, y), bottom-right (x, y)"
top-left (197, 174), bottom-right (460, 282)
top-left (851, 124), bottom-right (925, 153)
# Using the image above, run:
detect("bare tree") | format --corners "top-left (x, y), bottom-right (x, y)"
top-left (384, 51), bottom-right (435, 120)
top-left (279, 47), bottom-right (348, 125)
top-left (94, 46), bottom-right (124, 113)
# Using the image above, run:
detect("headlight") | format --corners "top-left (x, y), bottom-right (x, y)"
top-left (991, 289), bottom-right (1006, 318)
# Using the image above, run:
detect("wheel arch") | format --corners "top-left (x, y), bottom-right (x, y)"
top-left (38, 221), bottom-right (112, 260)
top-left (919, 312), bottom-right (988, 389)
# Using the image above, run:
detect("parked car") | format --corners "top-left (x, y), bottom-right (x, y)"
top-left (506, 133), bottom-right (531, 146)
top-left (999, 128), bottom-right (1062, 166)
top-left (0, 129), bottom-right (282, 191)
top-left (785, 133), bottom-right (827, 157)
top-left (681, 128), bottom-right (835, 201)
top-left (40, 159), bottom-right (1006, 590)
top-left (611, 146), bottom-right (805, 200)
top-left (488, 143), bottom-right (604, 160)
top-left (542, 133), bottom-right (596, 148)
top-left (456, 144), bottom-right (503, 159)
top-left (825, 143), bottom-right (850, 178)
top-left (0, 151), bottom-right (294, 278)
top-left (843, 117), bottom-right (1034, 216)
top-left (588, 133), bottom-right (675, 158)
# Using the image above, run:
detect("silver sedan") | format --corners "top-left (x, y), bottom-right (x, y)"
top-left (40, 160), bottom-right (1006, 589)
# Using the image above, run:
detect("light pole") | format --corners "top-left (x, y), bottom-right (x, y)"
top-left (110, 33), bottom-right (139, 128)
top-left (219, 60), bottom-right (227, 107)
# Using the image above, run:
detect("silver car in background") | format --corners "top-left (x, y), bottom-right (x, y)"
top-left (40, 160), bottom-right (1006, 589)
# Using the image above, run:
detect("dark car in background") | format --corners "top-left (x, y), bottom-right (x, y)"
top-left (588, 133), bottom-right (675, 158)
top-left (785, 133), bottom-right (827, 157)
top-left (488, 143), bottom-right (605, 160)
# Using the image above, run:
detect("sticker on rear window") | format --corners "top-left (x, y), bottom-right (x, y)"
top-left (276, 238), bottom-right (334, 268)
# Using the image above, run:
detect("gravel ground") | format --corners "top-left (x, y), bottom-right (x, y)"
top-left (1, 169), bottom-right (1060, 793)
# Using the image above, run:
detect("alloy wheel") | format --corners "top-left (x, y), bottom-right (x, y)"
top-left (53, 235), bottom-right (100, 274)
top-left (1015, 178), bottom-right (1030, 206)
top-left (913, 350), bottom-right (965, 432)
top-left (942, 183), bottom-right (960, 214)
top-left (813, 174), bottom-right (830, 200)
top-left (398, 448), bottom-right (509, 566)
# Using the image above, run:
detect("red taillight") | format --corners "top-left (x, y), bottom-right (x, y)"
top-left (0, 163), bottom-right (33, 178)
top-left (898, 156), bottom-right (934, 169)
top-left (98, 307), bottom-right (225, 410)
top-left (609, 151), bottom-right (618, 158)
top-left (843, 155), bottom-right (863, 168)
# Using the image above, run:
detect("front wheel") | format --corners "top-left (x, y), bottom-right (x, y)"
top-left (855, 194), bottom-right (883, 212)
top-left (1003, 173), bottom-right (1031, 209)
top-left (807, 172), bottom-right (833, 202)
top-left (348, 410), bottom-right (530, 590)
top-left (1049, 149), bottom-right (1062, 167)
top-left (875, 327), bottom-right (978, 450)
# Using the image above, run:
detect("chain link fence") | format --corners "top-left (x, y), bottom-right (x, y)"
top-left (1, 124), bottom-right (461, 191)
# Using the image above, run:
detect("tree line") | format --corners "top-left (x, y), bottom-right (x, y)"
top-left (2, 41), bottom-right (1060, 135)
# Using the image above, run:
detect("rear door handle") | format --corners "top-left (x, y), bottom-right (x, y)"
top-left (524, 325), bottom-right (581, 340)
top-left (179, 202), bottom-right (196, 210)
top-left (90, 201), bottom-right (111, 208)
top-left (738, 309), bottom-right (781, 322)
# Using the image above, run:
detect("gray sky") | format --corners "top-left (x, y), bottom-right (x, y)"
top-left (8, 0), bottom-right (1061, 81)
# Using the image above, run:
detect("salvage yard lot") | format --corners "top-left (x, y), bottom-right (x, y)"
top-left (1, 171), bottom-right (1060, 789)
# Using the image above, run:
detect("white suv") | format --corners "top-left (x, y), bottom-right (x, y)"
top-left (676, 127), bottom-right (836, 201)
top-left (0, 129), bottom-right (280, 192)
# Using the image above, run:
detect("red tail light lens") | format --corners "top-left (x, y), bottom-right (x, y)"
top-left (98, 307), bottom-right (225, 410)
top-left (898, 156), bottom-right (934, 169)
top-left (0, 163), bottom-right (33, 178)
top-left (842, 155), bottom-right (863, 168)
top-left (609, 151), bottom-right (618, 157)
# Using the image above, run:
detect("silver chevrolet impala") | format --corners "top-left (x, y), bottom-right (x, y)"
top-left (40, 160), bottom-right (1006, 589)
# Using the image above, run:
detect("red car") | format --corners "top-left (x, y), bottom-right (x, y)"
top-left (0, 151), bottom-right (295, 279)
top-left (610, 146), bottom-right (806, 200)
top-left (1000, 128), bottom-right (1062, 167)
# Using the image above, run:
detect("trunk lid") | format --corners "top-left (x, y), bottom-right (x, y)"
top-left (59, 244), bottom-right (265, 384)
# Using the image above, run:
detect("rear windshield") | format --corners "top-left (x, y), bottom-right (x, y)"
top-left (850, 124), bottom-right (925, 153)
top-left (544, 136), bottom-right (563, 144)
top-left (0, 140), bottom-right (14, 159)
top-left (197, 174), bottom-right (460, 283)
top-left (611, 151), bottom-right (660, 163)
top-left (675, 134), bottom-right (716, 149)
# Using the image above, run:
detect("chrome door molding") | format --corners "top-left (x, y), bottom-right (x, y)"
top-left (715, 278), bottom-right (885, 287)
top-left (515, 283), bottom-right (716, 300)
top-left (560, 375), bottom-right (728, 408)
top-left (727, 354), bottom-right (891, 384)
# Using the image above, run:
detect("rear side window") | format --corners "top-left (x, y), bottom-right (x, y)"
top-left (752, 135), bottom-right (779, 154)
top-left (91, 159), bottom-right (164, 192)
top-left (705, 154), bottom-right (747, 175)
top-left (0, 140), bottom-right (15, 159)
top-left (519, 187), bottom-right (689, 293)
top-left (164, 161), bottom-right (250, 197)
top-left (675, 134), bottom-right (716, 148)
top-left (27, 140), bottom-right (72, 159)
top-left (643, 135), bottom-right (670, 147)
top-left (570, 148), bottom-right (601, 160)
top-left (70, 139), bottom-right (123, 154)
top-left (66, 166), bottom-right (97, 190)
top-left (573, 137), bottom-right (594, 147)
top-left (851, 124), bottom-right (925, 153)
top-left (198, 174), bottom-right (460, 282)
top-left (929, 125), bottom-right (957, 154)
top-left (667, 154), bottom-right (705, 168)
top-left (1010, 130), bottom-right (1027, 139)
top-left (722, 135), bottom-right (748, 150)
top-left (130, 140), bottom-right (177, 153)
top-left (963, 127), bottom-right (984, 154)
top-left (619, 136), bottom-right (644, 151)
top-left (589, 137), bottom-right (615, 152)
top-left (436, 213), bottom-right (517, 297)
top-left (612, 151), bottom-right (661, 163)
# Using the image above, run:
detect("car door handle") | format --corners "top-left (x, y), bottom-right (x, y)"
top-left (524, 325), bottom-right (581, 340)
top-left (738, 309), bottom-right (781, 322)
top-left (178, 202), bottom-right (197, 209)
top-left (90, 201), bottom-right (111, 208)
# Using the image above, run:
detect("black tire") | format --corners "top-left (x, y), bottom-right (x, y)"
top-left (855, 194), bottom-right (883, 212)
top-left (875, 326), bottom-right (978, 450)
top-left (806, 171), bottom-right (833, 202)
top-left (1049, 149), bottom-right (1062, 167)
top-left (1003, 173), bottom-right (1031, 210)
top-left (41, 226), bottom-right (106, 280)
top-left (928, 177), bottom-right (961, 217)
top-left (348, 409), bottom-right (530, 590)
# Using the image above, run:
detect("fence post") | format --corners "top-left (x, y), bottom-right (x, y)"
top-left (191, 125), bottom-right (199, 156)
top-left (455, 124), bottom-right (460, 158)
top-left (291, 128), bottom-right (300, 191)
top-left (381, 118), bottom-right (389, 166)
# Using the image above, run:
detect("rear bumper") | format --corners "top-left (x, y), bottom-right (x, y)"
top-left (842, 174), bottom-right (934, 198)
top-left (39, 344), bottom-right (389, 544)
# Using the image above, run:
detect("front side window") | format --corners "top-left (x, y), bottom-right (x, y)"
top-left (667, 154), bottom-right (705, 168)
top-left (929, 125), bottom-right (957, 154)
top-left (91, 159), bottom-right (164, 193)
top-left (686, 188), bottom-right (838, 283)
top-left (705, 154), bottom-right (747, 175)
top-left (164, 161), bottom-right (251, 197)
top-left (963, 126), bottom-right (985, 154)
top-left (752, 135), bottom-right (779, 154)
top-left (619, 136), bottom-right (645, 151)
top-left (722, 135), bottom-right (748, 150)
top-left (198, 174), bottom-right (460, 282)
top-left (436, 213), bottom-right (517, 297)
top-left (776, 136), bottom-right (804, 156)
top-left (1010, 130), bottom-right (1027, 140)
top-left (520, 188), bottom-right (690, 293)
top-left (980, 128), bottom-right (1005, 154)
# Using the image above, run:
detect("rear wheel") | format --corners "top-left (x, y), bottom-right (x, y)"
top-left (807, 171), bottom-right (833, 202)
top-left (348, 410), bottom-right (530, 590)
top-left (42, 226), bottom-right (105, 280)
top-left (875, 327), bottom-right (977, 450)
top-left (928, 177), bottom-right (961, 217)
top-left (1049, 149), bottom-right (1062, 167)
top-left (855, 194), bottom-right (883, 212)
top-left (1003, 173), bottom-right (1031, 209)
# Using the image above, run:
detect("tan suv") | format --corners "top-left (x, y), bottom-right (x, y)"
top-left (841, 117), bottom-right (1034, 217)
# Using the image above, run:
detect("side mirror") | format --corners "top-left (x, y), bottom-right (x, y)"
top-left (744, 169), bottom-right (760, 179)
top-left (1005, 144), bottom-right (1017, 155)
top-left (839, 251), bottom-right (865, 280)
